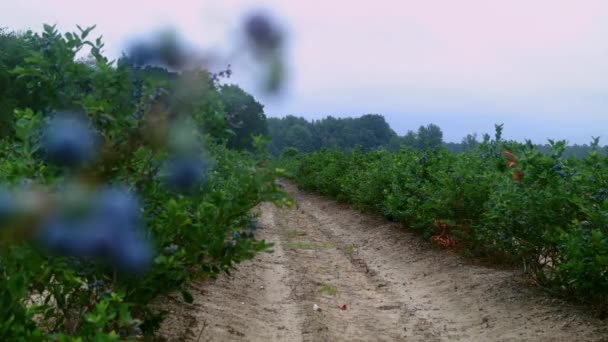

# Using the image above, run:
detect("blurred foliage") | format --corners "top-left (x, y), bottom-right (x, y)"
top-left (278, 125), bottom-right (608, 314)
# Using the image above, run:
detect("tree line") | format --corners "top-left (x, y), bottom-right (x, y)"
top-left (269, 115), bottom-right (602, 157)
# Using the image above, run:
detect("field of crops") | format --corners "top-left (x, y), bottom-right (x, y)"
top-left (277, 126), bottom-right (608, 313)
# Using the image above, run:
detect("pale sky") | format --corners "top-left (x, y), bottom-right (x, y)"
top-left (1, 0), bottom-right (607, 144)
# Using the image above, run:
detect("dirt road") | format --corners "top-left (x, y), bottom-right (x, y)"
top-left (158, 181), bottom-right (608, 341)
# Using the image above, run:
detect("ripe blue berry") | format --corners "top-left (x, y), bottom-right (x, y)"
top-left (92, 187), bottom-right (142, 229)
top-left (43, 114), bottom-right (96, 167)
top-left (110, 233), bottom-right (153, 274)
top-left (163, 156), bottom-right (207, 193)
top-left (244, 13), bottom-right (282, 50)
top-left (127, 42), bottom-right (158, 66)
top-left (37, 187), bottom-right (153, 274)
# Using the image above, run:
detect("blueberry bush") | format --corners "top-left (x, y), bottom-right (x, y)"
top-left (278, 125), bottom-right (608, 314)
top-left (0, 23), bottom-right (287, 341)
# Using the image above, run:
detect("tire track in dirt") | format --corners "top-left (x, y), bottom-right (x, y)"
top-left (159, 180), bottom-right (608, 341)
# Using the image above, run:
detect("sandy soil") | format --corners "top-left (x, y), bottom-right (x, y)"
top-left (157, 180), bottom-right (608, 341)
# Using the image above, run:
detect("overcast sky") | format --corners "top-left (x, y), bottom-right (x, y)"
top-left (2, 0), bottom-right (607, 143)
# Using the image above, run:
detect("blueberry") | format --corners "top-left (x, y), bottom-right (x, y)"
top-left (163, 156), bottom-right (207, 193)
top-left (36, 187), bottom-right (153, 274)
top-left (127, 42), bottom-right (158, 66)
top-left (552, 164), bottom-right (563, 171)
top-left (38, 216), bottom-right (101, 258)
top-left (110, 234), bottom-right (153, 274)
top-left (127, 33), bottom-right (187, 69)
top-left (0, 190), bottom-right (17, 225)
top-left (37, 216), bottom-right (82, 255)
top-left (92, 187), bottom-right (142, 229)
top-left (43, 114), bottom-right (96, 167)
top-left (244, 12), bottom-right (282, 50)
top-left (157, 31), bottom-right (187, 69)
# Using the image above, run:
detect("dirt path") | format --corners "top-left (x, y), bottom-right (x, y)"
top-left (158, 181), bottom-right (608, 341)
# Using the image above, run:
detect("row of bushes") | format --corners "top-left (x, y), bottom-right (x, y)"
top-left (0, 24), bottom-right (286, 341)
top-left (278, 126), bottom-right (608, 313)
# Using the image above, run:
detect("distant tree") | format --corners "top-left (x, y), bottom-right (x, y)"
top-left (267, 114), bottom-right (396, 154)
top-left (401, 130), bottom-right (418, 148)
top-left (416, 123), bottom-right (443, 149)
top-left (219, 84), bottom-right (267, 150)
top-left (461, 133), bottom-right (478, 151)
top-left (268, 115), bottom-right (313, 154)
top-left (284, 124), bottom-right (314, 152)
top-left (352, 114), bottom-right (396, 149)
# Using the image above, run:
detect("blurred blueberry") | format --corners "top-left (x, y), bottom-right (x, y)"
top-left (552, 164), bottom-right (563, 171)
top-left (244, 12), bottom-right (282, 50)
top-left (163, 156), bottom-right (207, 193)
top-left (126, 32), bottom-right (188, 69)
top-left (37, 216), bottom-right (82, 256)
top-left (127, 43), bottom-right (157, 66)
top-left (110, 234), bottom-right (153, 274)
top-left (43, 114), bottom-right (96, 167)
top-left (0, 190), bottom-right (17, 225)
top-left (36, 187), bottom-right (153, 274)
top-left (92, 187), bottom-right (141, 229)
top-left (157, 31), bottom-right (187, 69)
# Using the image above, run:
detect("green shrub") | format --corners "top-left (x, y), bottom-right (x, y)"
top-left (280, 127), bottom-right (608, 312)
